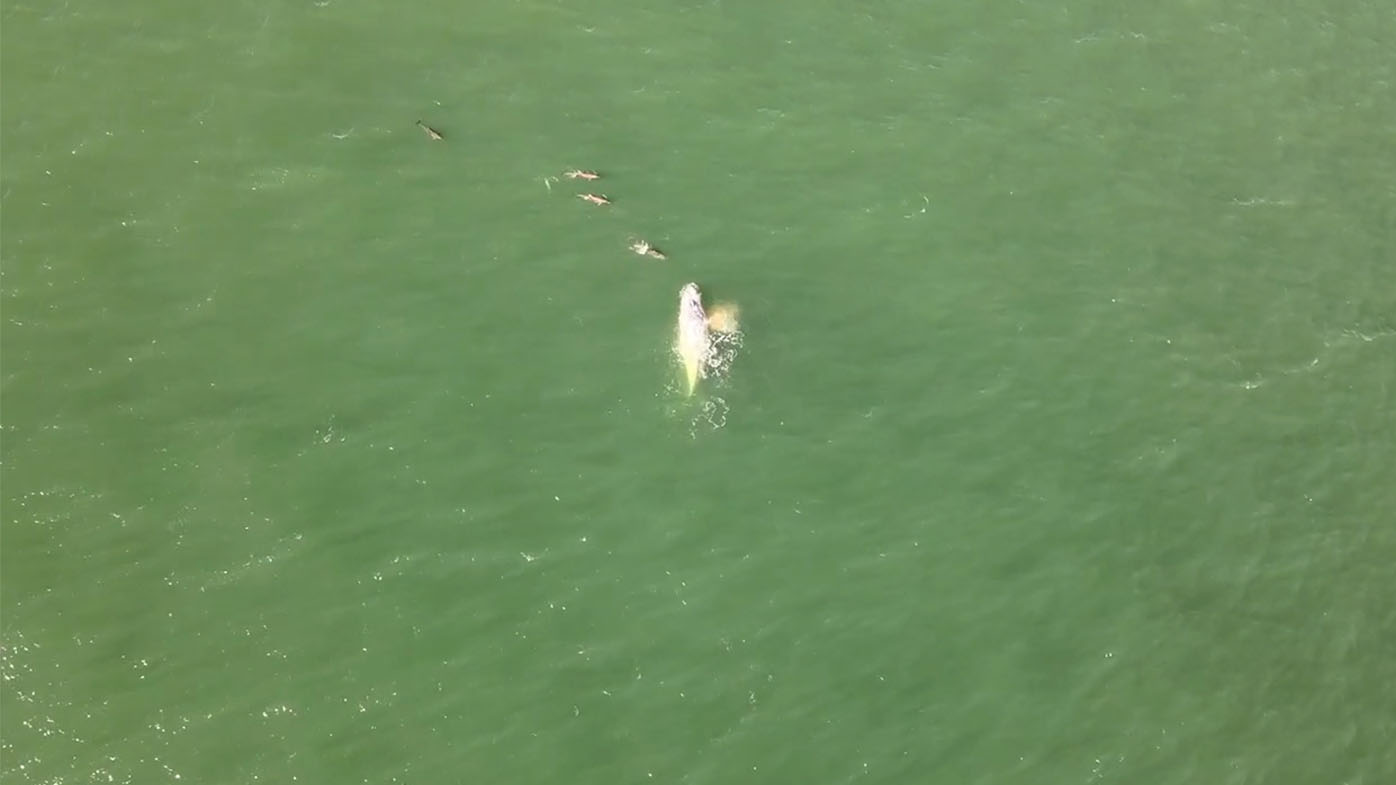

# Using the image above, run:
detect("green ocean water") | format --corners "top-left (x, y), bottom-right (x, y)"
top-left (3, 0), bottom-right (1394, 782)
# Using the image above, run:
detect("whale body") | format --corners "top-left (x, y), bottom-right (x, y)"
top-left (676, 283), bottom-right (710, 395)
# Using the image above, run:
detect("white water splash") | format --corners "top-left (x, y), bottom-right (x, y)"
top-left (674, 332), bottom-right (742, 435)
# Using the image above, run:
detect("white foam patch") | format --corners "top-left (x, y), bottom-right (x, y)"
top-left (704, 321), bottom-right (744, 384)
top-left (692, 396), bottom-right (730, 434)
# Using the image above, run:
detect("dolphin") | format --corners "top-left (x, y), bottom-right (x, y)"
top-left (416, 120), bottom-right (444, 141)
top-left (676, 283), bottom-right (710, 395)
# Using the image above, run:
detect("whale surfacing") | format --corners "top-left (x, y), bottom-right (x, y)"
top-left (676, 283), bottom-right (710, 395)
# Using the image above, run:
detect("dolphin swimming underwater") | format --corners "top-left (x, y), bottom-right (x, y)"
top-left (676, 283), bottom-right (710, 395)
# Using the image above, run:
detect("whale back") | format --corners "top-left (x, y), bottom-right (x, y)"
top-left (677, 283), bottom-right (709, 394)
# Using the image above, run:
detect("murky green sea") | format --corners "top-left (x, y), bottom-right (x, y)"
top-left (3, 1), bottom-right (1394, 783)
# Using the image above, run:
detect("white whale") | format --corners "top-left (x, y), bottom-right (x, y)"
top-left (676, 283), bottom-right (710, 395)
